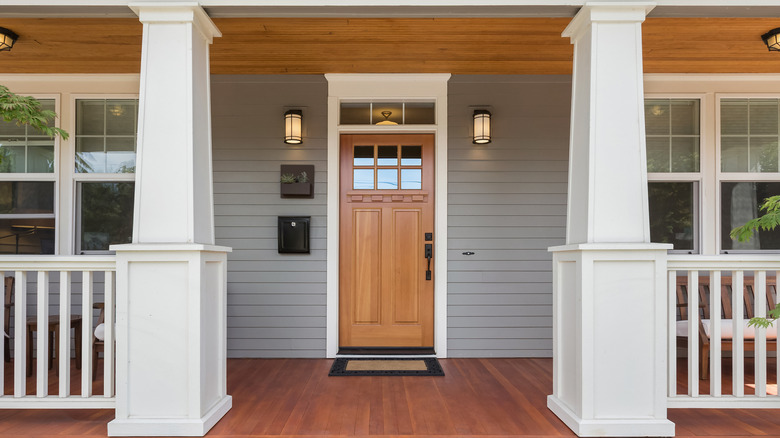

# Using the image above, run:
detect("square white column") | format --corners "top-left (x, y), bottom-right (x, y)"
top-left (109, 4), bottom-right (231, 436)
top-left (548, 3), bottom-right (675, 436)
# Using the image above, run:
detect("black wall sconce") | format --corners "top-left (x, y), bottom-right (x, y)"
top-left (0, 27), bottom-right (18, 52)
top-left (473, 109), bottom-right (492, 144)
top-left (284, 109), bottom-right (302, 144)
top-left (762, 28), bottom-right (780, 52)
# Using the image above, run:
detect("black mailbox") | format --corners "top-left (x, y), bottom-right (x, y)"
top-left (278, 216), bottom-right (310, 254)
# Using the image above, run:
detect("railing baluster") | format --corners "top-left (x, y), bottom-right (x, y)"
top-left (756, 270), bottom-right (767, 397)
top-left (82, 271), bottom-right (93, 398)
top-left (104, 270), bottom-right (115, 397)
top-left (36, 271), bottom-right (49, 397)
top-left (59, 271), bottom-right (71, 397)
top-left (688, 271), bottom-right (699, 396)
top-left (734, 270), bottom-right (745, 397)
top-left (711, 271), bottom-right (722, 396)
top-left (13, 271), bottom-right (26, 397)
top-left (668, 270), bottom-right (677, 397)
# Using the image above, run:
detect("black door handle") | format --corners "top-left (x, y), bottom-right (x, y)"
top-left (425, 243), bottom-right (432, 280)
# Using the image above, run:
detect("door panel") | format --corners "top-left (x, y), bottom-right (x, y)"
top-left (339, 134), bottom-right (435, 347)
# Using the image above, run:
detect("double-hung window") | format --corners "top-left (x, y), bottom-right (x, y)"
top-left (719, 97), bottom-right (780, 252)
top-left (0, 98), bottom-right (57, 254)
top-left (645, 98), bottom-right (701, 253)
top-left (74, 99), bottom-right (137, 254)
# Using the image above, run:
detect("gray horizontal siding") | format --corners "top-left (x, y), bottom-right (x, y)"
top-left (447, 75), bottom-right (570, 358)
top-left (212, 75), bottom-right (328, 358)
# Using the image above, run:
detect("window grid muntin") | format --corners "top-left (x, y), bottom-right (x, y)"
top-left (720, 98), bottom-right (780, 173)
top-left (75, 98), bottom-right (138, 174)
top-left (351, 144), bottom-right (423, 191)
top-left (339, 101), bottom-right (436, 126)
top-left (645, 98), bottom-right (701, 173)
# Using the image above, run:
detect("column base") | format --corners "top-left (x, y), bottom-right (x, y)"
top-left (548, 396), bottom-right (674, 437)
top-left (108, 395), bottom-right (232, 437)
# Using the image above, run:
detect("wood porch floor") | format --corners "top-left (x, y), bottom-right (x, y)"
top-left (1, 358), bottom-right (780, 437)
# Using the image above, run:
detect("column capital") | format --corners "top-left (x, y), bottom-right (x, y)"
top-left (563, 2), bottom-right (655, 41)
top-left (129, 2), bottom-right (221, 43)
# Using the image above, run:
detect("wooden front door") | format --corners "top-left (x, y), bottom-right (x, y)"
top-left (339, 134), bottom-right (435, 347)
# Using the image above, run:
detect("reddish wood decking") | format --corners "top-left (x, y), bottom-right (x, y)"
top-left (1, 358), bottom-right (780, 437)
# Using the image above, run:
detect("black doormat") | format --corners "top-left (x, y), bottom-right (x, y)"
top-left (328, 357), bottom-right (445, 376)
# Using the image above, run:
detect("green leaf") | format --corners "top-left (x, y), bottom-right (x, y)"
top-left (0, 84), bottom-right (69, 140)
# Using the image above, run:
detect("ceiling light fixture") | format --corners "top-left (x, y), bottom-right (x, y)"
top-left (762, 28), bottom-right (780, 52)
top-left (0, 27), bottom-right (18, 52)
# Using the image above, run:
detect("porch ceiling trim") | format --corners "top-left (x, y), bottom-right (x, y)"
top-left (2, 1), bottom-right (780, 18)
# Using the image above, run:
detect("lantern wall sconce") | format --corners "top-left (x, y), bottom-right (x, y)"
top-left (472, 109), bottom-right (492, 144)
top-left (763, 28), bottom-right (780, 52)
top-left (0, 27), bottom-right (18, 52)
top-left (284, 109), bottom-right (302, 145)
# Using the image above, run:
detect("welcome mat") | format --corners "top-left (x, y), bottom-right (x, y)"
top-left (328, 357), bottom-right (445, 376)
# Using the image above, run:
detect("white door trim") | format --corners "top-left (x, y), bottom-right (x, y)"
top-left (325, 73), bottom-right (450, 358)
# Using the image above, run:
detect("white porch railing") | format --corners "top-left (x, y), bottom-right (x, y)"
top-left (668, 255), bottom-right (780, 408)
top-left (0, 256), bottom-right (115, 408)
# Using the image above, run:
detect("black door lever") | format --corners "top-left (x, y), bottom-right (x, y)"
top-left (425, 243), bottom-right (432, 280)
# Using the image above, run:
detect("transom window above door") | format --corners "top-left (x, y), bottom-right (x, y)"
top-left (352, 144), bottom-right (423, 190)
top-left (340, 102), bottom-right (435, 125)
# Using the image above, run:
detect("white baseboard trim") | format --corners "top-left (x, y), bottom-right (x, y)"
top-left (548, 395), bottom-right (675, 437)
top-left (107, 395), bottom-right (232, 437)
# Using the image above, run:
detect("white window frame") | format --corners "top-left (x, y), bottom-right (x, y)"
top-left (645, 74), bottom-right (780, 255)
top-left (69, 94), bottom-right (138, 255)
top-left (645, 92), bottom-right (708, 254)
top-left (0, 93), bottom-right (61, 255)
top-left (715, 93), bottom-right (780, 254)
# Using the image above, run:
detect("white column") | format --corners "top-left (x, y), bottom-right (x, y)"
top-left (108, 3), bottom-right (231, 437)
top-left (547, 3), bottom-right (675, 437)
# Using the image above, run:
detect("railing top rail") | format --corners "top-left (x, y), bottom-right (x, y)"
top-left (0, 255), bottom-right (116, 271)
top-left (668, 254), bottom-right (780, 271)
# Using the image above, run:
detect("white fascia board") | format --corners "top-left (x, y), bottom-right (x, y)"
top-left (2, 0), bottom-right (780, 6)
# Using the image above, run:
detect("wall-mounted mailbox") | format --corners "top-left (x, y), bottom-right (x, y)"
top-left (278, 216), bottom-right (310, 254)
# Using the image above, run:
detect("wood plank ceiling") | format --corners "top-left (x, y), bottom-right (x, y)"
top-left (0, 17), bottom-right (779, 75)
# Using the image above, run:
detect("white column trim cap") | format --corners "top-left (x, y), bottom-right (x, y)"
top-left (129, 2), bottom-right (222, 42)
top-left (562, 1), bottom-right (656, 39)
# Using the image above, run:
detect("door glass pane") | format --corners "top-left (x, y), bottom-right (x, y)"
top-left (80, 182), bottom-right (135, 252)
top-left (401, 145), bottom-right (422, 166)
top-left (377, 146), bottom-right (398, 166)
top-left (353, 169), bottom-right (374, 189)
top-left (0, 182), bottom-right (55, 214)
top-left (648, 182), bottom-right (695, 251)
top-left (354, 145), bottom-right (374, 166)
top-left (722, 182), bottom-right (780, 251)
top-left (401, 169), bottom-right (422, 189)
top-left (377, 169), bottom-right (398, 189)
top-left (340, 103), bottom-right (371, 125)
top-left (0, 218), bottom-right (55, 255)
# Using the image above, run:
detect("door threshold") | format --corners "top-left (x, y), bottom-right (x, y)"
top-left (337, 347), bottom-right (436, 356)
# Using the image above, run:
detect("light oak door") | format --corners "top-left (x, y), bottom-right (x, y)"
top-left (339, 134), bottom-right (435, 347)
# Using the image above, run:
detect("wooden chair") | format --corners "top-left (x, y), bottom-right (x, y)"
top-left (92, 302), bottom-right (104, 381)
top-left (3, 276), bottom-right (13, 362)
top-left (676, 276), bottom-right (778, 380)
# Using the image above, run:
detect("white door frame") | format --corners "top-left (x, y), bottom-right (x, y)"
top-left (325, 73), bottom-right (450, 358)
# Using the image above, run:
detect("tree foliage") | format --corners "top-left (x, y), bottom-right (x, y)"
top-left (730, 195), bottom-right (780, 328)
top-left (0, 84), bottom-right (68, 139)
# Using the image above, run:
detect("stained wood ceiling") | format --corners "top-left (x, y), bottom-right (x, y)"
top-left (0, 17), bottom-right (779, 75)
